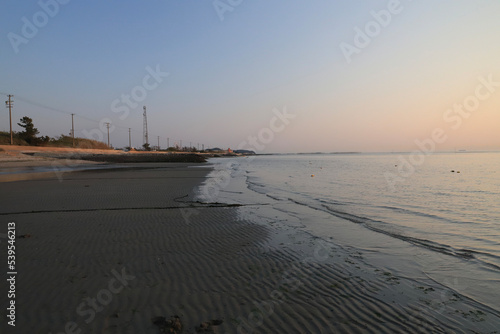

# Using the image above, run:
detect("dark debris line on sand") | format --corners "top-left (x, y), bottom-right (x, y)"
top-left (151, 315), bottom-right (223, 333)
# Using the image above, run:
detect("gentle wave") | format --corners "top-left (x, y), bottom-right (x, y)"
top-left (376, 205), bottom-right (457, 224)
top-left (316, 199), bottom-right (500, 272)
top-left (245, 158), bottom-right (500, 271)
top-left (248, 175), bottom-right (500, 272)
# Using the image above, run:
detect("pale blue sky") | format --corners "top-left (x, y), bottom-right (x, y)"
top-left (1, 0), bottom-right (499, 152)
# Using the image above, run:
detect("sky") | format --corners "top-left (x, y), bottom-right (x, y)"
top-left (1, 0), bottom-right (499, 153)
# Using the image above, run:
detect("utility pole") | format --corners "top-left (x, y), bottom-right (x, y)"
top-left (128, 128), bottom-right (131, 149)
top-left (167, 137), bottom-right (169, 148)
top-left (157, 136), bottom-right (160, 150)
top-left (105, 122), bottom-right (110, 147)
top-left (143, 106), bottom-right (149, 146)
top-left (71, 113), bottom-right (75, 147)
top-left (180, 140), bottom-right (182, 151)
top-left (5, 95), bottom-right (13, 145)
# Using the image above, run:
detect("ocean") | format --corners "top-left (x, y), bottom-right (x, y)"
top-left (197, 152), bottom-right (500, 313)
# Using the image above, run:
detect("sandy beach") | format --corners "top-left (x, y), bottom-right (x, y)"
top-left (2, 156), bottom-right (500, 333)
top-left (4, 0), bottom-right (499, 332)
top-left (0, 145), bottom-right (206, 183)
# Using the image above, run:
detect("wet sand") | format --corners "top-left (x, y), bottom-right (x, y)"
top-left (1, 164), bottom-right (500, 333)
top-left (0, 145), bottom-right (205, 183)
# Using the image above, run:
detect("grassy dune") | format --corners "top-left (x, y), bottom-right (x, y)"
top-left (0, 132), bottom-right (110, 149)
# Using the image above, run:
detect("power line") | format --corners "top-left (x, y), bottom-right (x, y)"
top-left (0, 93), bottom-right (128, 131)
top-left (0, 92), bottom-right (210, 150)
top-left (0, 93), bottom-right (108, 128)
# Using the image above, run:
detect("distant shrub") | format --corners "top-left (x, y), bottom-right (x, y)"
top-left (0, 130), bottom-right (110, 149)
top-left (0, 131), bottom-right (28, 145)
top-left (46, 135), bottom-right (110, 149)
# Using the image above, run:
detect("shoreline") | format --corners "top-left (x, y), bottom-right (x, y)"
top-left (0, 144), bottom-right (207, 163)
top-left (2, 162), bottom-right (500, 332)
top-left (198, 157), bottom-right (500, 331)
top-left (0, 145), bottom-right (207, 182)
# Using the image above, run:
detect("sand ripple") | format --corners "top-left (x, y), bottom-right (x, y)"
top-left (2, 165), bottom-right (499, 333)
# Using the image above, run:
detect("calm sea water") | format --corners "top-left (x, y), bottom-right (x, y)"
top-left (200, 152), bottom-right (500, 311)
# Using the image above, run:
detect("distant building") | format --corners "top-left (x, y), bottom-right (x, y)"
top-left (205, 147), bottom-right (223, 152)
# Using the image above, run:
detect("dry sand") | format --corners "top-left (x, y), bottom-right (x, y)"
top-left (1, 163), bottom-right (499, 333)
top-left (0, 144), bottom-right (121, 154)
top-left (0, 145), bottom-right (105, 167)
